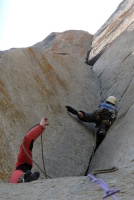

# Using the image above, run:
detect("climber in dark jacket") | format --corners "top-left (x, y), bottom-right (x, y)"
top-left (10, 117), bottom-right (49, 183)
top-left (66, 96), bottom-right (117, 150)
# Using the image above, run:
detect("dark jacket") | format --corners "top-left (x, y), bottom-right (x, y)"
top-left (78, 102), bottom-right (117, 126)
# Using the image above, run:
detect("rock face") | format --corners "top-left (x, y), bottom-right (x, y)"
top-left (33, 30), bottom-right (93, 62)
top-left (0, 33), bottom-right (100, 182)
top-left (88, 0), bottom-right (134, 64)
top-left (89, 21), bottom-right (134, 200)
top-left (0, 0), bottom-right (134, 199)
top-left (0, 176), bottom-right (119, 200)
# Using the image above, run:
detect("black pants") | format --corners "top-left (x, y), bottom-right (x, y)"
top-left (16, 163), bottom-right (32, 173)
top-left (95, 122), bottom-right (109, 150)
top-left (78, 111), bottom-right (109, 149)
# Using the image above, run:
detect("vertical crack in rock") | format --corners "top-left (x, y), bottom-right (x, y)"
top-left (84, 148), bottom-right (95, 176)
top-left (87, 50), bottom-right (105, 66)
top-left (122, 52), bottom-right (132, 62)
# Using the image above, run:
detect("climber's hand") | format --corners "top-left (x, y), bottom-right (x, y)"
top-left (77, 111), bottom-right (84, 118)
top-left (40, 117), bottom-right (49, 129)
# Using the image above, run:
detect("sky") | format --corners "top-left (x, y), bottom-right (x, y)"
top-left (0, 0), bottom-right (123, 51)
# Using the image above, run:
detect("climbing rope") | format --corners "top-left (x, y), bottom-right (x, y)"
top-left (88, 174), bottom-right (120, 199)
top-left (21, 113), bottom-right (65, 180)
top-left (91, 167), bottom-right (118, 175)
top-left (40, 133), bottom-right (48, 179)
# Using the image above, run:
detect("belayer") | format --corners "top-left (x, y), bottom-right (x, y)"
top-left (66, 96), bottom-right (117, 150)
top-left (10, 117), bottom-right (49, 183)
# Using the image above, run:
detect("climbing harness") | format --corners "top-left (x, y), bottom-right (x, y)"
top-left (88, 174), bottom-right (120, 199)
top-left (22, 124), bottom-right (51, 179)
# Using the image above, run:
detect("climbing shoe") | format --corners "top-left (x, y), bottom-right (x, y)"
top-left (24, 170), bottom-right (32, 182)
top-left (24, 170), bottom-right (40, 182)
top-left (30, 171), bottom-right (40, 181)
top-left (66, 106), bottom-right (78, 115)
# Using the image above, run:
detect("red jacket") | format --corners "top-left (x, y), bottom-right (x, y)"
top-left (10, 125), bottom-right (44, 183)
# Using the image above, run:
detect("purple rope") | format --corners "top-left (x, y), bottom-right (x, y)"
top-left (88, 174), bottom-right (120, 200)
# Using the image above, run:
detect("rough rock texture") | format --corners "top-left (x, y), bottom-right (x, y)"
top-left (0, 0), bottom-right (134, 199)
top-left (33, 30), bottom-right (93, 62)
top-left (0, 176), bottom-right (120, 200)
top-left (88, 0), bottom-right (134, 62)
top-left (0, 33), bottom-right (100, 183)
top-left (88, 21), bottom-right (134, 200)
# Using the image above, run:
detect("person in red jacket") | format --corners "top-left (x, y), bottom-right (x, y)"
top-left (10, 117), bottom-right (49, 183)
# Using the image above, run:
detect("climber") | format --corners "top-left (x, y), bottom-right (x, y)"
top-left (10, 117), bottom-right (49, 183)
top-left (66, 96), bottom-right (117, 150)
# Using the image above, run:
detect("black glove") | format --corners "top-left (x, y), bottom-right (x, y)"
top-left (66, 106), bottom-right (78, 115)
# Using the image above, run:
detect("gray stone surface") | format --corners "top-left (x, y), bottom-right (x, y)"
top-left (0, 39), bottom-right (100, 182)
top-left (88, 18), bottom-right (134, 200)
top-left (88, 0), bottom-right (134, 61)
top-left (0, 176), bottom-right (121, 200)
top-left (33, 30), bottom-right (93, 62)
top-left (92, 22), bottom-right (134, 117)
top-left (0, 0), bottom-right (134, 198)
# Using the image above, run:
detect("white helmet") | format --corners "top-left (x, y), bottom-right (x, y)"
top-left (106, 96), bottom-right (116, 105)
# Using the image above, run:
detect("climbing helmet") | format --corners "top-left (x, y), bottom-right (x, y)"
top-left (106, 96), bottom-right (116, 105)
